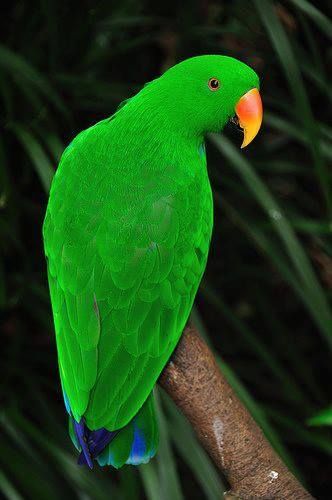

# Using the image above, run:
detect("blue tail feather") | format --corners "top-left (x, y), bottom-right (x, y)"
top-left (74, 419), bottom-right (94, 469)
top-left (88, 428), bottom-right (119, 457)
top-left (65, 391), bottom-right (158, 468)
top-left (73, 419), bottom-right (116, 468)
top-left (126, 423), bottom-right (154, 466)
top-left (97, 392), bottom-right (159, 468)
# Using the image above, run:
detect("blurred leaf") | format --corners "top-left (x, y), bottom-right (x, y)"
top-left (139, 462), bottom-right (160, 500)
top-left (1, 410), bottom-right (119, 499)
top-left (286, 0), bottom-right (332, 38)
top-left (254, 0), bottom-right (332, 215)
top-left (210, 135), bottom-right (332, 350)
top-left (201, 281), bottom-right (308, 407)
top-left (268, 409), bottom-right (332, 456)
top-left (155, 390), bottom-right (184, 500)
top-left (0, 470), bottom-right (24, 500)
top-left (308, 407), bottom-right (332, 427)
top-left (0, 44), bottom-right (67, 116)
top-left (162, 392), bottom-right (225, 500)
top-left (10, 125), bottom-right (54, 193)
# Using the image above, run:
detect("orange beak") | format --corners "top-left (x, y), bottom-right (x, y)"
top-left (235, 88), bottom-right (263, 148)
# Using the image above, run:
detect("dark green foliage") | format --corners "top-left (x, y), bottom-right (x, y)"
top-left (1, 1), bottom-right (331, 498)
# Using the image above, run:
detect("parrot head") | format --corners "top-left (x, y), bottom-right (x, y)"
top-left (151, 55), bottom-right (263, 148)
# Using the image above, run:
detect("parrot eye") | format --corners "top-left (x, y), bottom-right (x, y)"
top-left (208, 78), bottom-right (220, 91)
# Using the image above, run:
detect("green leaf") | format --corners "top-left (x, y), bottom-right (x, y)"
top-left (286, 0), bottom-right (332, 39)
top-left (254, 0), bottom-right (332, 215)
top-left (155, 390), bottom-right (184, 500)
top-left (0, 44), bottom-right (67, 116)
top-left (10, 125), bottom-right (54, 193)
top-left (308, 407), bottom-right (332, 427)
top-left (268, 409), bottom-right (332, 455)
top-left (139, 462), bottom-right (161, 500)
top-left (210, 134), bottom-right (332, 350)
top-left (163, 392), bottom-right (225, 500)
top-left (0, 470), bottom-right (24, 500)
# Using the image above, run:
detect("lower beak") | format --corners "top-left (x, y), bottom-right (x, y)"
top-left (235, 88), bottom-right (263, 148)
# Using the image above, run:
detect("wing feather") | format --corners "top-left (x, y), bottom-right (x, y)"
top-left (44, 119), bottom-right (213, 431)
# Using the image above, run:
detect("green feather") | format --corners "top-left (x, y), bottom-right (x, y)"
top-left (43, 55), bottom-right (260, 465)
top-left (96, 393), bottom-right (159, 468)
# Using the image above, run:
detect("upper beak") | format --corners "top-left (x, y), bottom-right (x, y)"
top-left (235, 88), bottom-right (263, 148)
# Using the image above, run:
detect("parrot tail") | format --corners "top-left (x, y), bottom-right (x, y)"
top-left (68, 392), bottom-right (159, 468)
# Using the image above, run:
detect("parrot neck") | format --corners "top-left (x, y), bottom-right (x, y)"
top-left (108, 98), bottom-right (207, 184)
top-left (115, 82), bottom-right (207, 145)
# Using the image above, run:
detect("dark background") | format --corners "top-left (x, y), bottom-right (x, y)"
top-left (1, 1), bottom-right (332, 499)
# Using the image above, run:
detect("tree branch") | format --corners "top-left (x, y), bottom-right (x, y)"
top-left (159, 324), bottom-right (314, 499)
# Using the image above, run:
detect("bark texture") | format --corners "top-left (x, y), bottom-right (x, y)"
top-left (159, 324), bottom-right (314, 500)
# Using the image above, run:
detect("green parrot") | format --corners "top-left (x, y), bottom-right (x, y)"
top-left (43, 55), bottom-right (263, 468)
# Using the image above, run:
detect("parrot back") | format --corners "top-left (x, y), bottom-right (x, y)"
top-left (43, 111), bottom-right (213, 466)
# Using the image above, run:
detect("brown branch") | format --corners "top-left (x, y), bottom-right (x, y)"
top-left (159, 324), bottom-right (314, 499)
